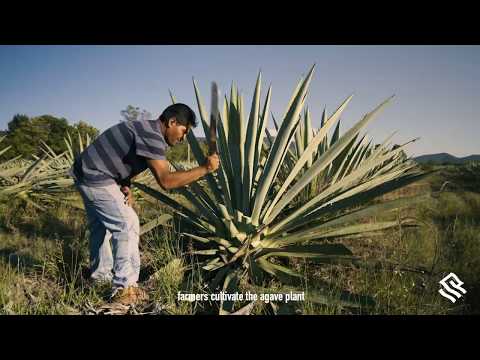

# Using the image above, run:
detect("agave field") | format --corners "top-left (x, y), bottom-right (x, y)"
top-left (1, 65), bottom-right (453, 315)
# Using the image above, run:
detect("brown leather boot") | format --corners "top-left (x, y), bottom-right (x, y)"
top-left (110, 286), bottom-right (149, 306)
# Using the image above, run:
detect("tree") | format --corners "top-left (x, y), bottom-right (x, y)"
top-left (72, 120), bottom-right (100, 140)
top-left (0, 114), bottom-right (100, 160)
top-left (120, 105), bottom-right (152, 122)
top-left (8, 114), bottom-right (29, 132)
top-left (36, 115), bottom-right (70, 154)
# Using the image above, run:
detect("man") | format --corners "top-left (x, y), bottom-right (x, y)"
top-left (70, 103), bottom-right (220, 305)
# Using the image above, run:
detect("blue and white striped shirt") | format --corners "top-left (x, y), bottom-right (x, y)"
top-left (70, 119), bottom-right (168, 186)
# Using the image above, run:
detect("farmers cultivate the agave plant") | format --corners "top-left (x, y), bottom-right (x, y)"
top-left (0, 64), bottom-right (430, 314)
top-left (133, 64), bottom-right (430, 314)
top-left (68, 103), bottom-right (220, 305)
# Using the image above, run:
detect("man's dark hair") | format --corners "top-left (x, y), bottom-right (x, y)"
top-left (159, 103), bottom-right (197, 128)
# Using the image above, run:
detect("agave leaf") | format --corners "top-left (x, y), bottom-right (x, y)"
top-left (183, 232), bottom-right (211, 244)
top-left (140, 214), bottom-right (173, 235)
top-left (227, 84), bottom-right (243, 210)
top-left (330, 117), bottom-right (341, 146)
top-left (316, 107), bottom-right (329, 160)
top-left (191, 249), bottom-right (219, 256)
top-left (192, 79), bottom-right (211, 139)
top-left (314, 220), bottom-right (414, 239)
top-left (282, 76), bottom-right (304, 120)
top-left (78, 132), bottom-right (84, 154)
top-left (66, 131), bottom-right (75, 158)
top-left (38, 143), bottom-right (57, 160)
top-left (238, 92), bottom-right (246, 205)
top-left (20, 154), bottom-right (48, 182)
top-left (210, 236), bottom-right (238, 249)
top-left (265, 127), bottom-right (275, 147)
top-left (304, 108), bottom-right (313, 168)
top-left (219, 270), bottom-right (240, 315)
top-left (252, 65), bottom-right (316, 226)
top-left (133, 181), bottom-right (215, 233)
top-left (216, 111), bottom-right (235, 205)
top-left (208, 265), bottom-right (231, 290)
top-left (243, 72), bottom-right (262, 214)
top-left (294, 115), bottom-right (304, 159)
top-left (266, 221), bottom-right (409, 248)
top-left (168, 89), bottom-right (177, 104)
top-left (271, 113), bottom-right (279, 132)
top-left (253, 86), bottom-right (272, 188)
top-left (256, 244), bottom-right (353, 259)
top-left (222, 96), bottom-right (229, 136)
top-left (287, 193), bottom-right (429, 243)
top-left (273, 113), bottom-right (299, 164)
top-left (186, 131), bottom-right (223, 204)
top-left (63, 136), bottom-right (74, 163)
top-left (202, 257), bottom-right (224, 271)
top-left (271, 118), bottom-right (302, 183)
top-left (256, 258), bottom-right (303, 285)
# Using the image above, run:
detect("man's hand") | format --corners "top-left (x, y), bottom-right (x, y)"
top-left (146, 157), bottom-right (221, 190)
top-left (205, 153), bottom-right (220, 173)
top-left (120, 186), bottom-right (134, 207)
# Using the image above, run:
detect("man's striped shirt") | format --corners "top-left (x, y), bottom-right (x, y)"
top-left (70, 119), bottom-right (168, 187)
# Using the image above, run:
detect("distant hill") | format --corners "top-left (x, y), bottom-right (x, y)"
top-left (414, 153), bottom-right (480, 164)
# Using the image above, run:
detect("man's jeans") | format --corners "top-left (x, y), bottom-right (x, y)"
top-left (75, 181), bottom-right (140, 289)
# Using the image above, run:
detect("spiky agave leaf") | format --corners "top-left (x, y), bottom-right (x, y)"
top-left (0, 136), bottom-right (12, 160)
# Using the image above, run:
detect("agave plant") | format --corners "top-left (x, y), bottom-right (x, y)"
top-left (0, 135), bottom-right (30, 190)
top-left (133, 65), bottom-right (431, 314)
top-left (0, 131), bottom-right (91, 210)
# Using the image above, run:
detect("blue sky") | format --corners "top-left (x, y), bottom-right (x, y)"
top-left (0, 45), bottom-right (478, 157)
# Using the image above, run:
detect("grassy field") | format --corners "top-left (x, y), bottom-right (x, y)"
top-left (1, 164), bottom-right (479, 315)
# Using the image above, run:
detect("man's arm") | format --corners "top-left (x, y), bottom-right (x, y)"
top-left (146, 154), bottom-right (219, 190)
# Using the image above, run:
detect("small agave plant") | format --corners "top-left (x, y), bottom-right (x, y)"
top-left (133, 65), bottom-right (431, 314)
top-left (0, 132), bottom-right (91, 210)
